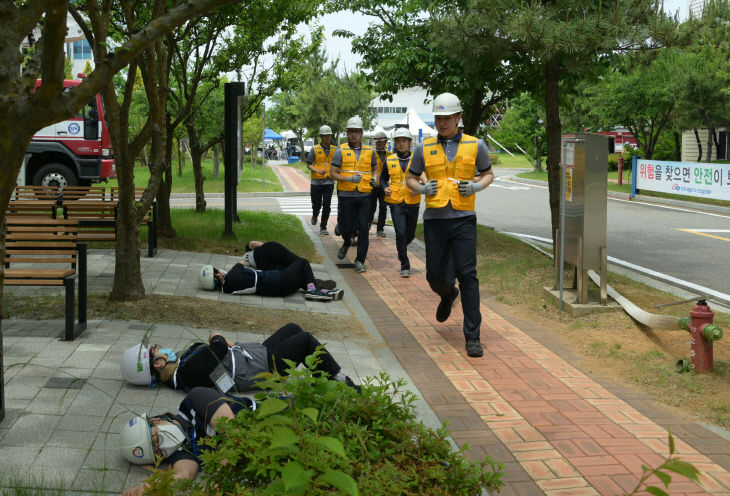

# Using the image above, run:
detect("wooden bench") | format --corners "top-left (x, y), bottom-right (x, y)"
top-left (13, 185), bottom-right (60, 201)
top-left (4, 217), bottom-right (87, 340)
top-left (8, 199), bottom-right (59, 218)
top-left (58, 186), bottom-right (107, 202)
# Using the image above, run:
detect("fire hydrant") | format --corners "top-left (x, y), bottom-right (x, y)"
top-left (678, 300), bottom-right (723, 373)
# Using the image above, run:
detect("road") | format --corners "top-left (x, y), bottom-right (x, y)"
top-left (480, 169), bottom-right (730, 300)
top-left (170, 168), bottom-right (730, 301)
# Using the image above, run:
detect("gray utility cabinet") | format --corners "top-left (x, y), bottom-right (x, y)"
top-left (561, 133), bottom-right (608, 303)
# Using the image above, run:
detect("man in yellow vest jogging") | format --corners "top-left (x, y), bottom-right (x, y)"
top-left (305, 125), bottom-right (336, 235)
top-left (380, 127), bottom-right (425, 278)
top-left (405, 93), bottom-right (493, 357)
top-left (368, 130), bottom-right (390, 237)
top-left (330, 116), bottom-right (378, 273)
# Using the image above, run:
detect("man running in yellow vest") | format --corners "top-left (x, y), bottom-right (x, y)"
top-left (380, 128), bottom-right (425, 278)
top-left (305, 125), bottom-right (335, 235)
top-left (368, 130), bottom-right (389, 237)
top-left (330, 116), bottom-right (378, 273)
top-left (406, 93), bottom-right (493, 357)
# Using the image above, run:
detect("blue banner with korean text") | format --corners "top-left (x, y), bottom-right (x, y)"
top-left (632, 158), bottom-right (730, 201)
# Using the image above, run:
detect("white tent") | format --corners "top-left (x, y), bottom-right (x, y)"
top-left (400, 108), bottom-right (437, 139)
top-left (363, 124), bottom-right (388, 139)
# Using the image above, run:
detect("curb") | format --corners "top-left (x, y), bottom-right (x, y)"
top-left (505, 176), bottom-right (730, 216)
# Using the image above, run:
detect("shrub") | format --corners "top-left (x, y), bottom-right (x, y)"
top-left (607, 153), bottom-right (621, 171)
top-left (489, 154), bottom-right (500, 165)
top-left (144, 352), bottom-right (504, 496)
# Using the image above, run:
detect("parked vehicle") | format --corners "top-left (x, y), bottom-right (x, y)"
top-left (25, 74), bottom-right (115, 189)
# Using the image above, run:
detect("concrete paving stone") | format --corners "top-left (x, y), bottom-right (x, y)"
top-left (74, 467), bottom-right (128, 493)
top-left (76, 344), bottom-right (111, 353)
top-left (12, 363), bottom-right (56, 378)
top-left (1, 413), bottom-right (62, 447)
top-left (62, 351), bottom-right (104, 369)
top-left (114, 390), bottom-right (157, 408)
top-left (3, 355), bottom-right (32, 367)
top-left (28, 466), bottom-right (81, 488)
top-left (47, 429), bottom-right (100, 449)
top-left (0, 446), bottom-right (43, 475)
top-left (91, 431), bottom-right (120, 452)
top-left (29, 356), bottom-right (69, 369)
top-left (91, 362), bottom-right (126, 381)
top-left (6, 373), bottom-right (49, 389)
top-left (82, 448), bottom-right (132, 471)
top-left (26, 388), bottom-right (79, 415)
top-left (58, 367), bottom-right (95, 379)
top-left (57, 414), bottom-right (106, 433)
top-left (33, 446), bottom-right (89, 469)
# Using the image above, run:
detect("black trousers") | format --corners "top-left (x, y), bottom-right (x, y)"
top-left (338, 194), bottom-right (371, 263)
top-left (368, 187), bottom-right (387, 232)
top-left (423, 216), bottom-right (481, 340)
top-left (263, 323), bottom-right (341, 377)
top-left (276, 258), bottom-right (315, 296)
top-left (310, 183), bottom-right (334, 228)
top-left (389, 203), bottom-right (419, 270)
top-left (253, 241), bottom-right (299, 270)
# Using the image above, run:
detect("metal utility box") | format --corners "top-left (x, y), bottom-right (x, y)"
top-left (560, 133), bottom-right (608, 304)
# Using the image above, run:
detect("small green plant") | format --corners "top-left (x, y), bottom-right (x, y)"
top-left (622, 432), bottom-right (701, 496)
top-left (144, 352), bottom-right (504, 495)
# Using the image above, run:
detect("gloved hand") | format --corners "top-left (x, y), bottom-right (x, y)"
top-left (369, 178), bottom-right (378, 188)
top-left (350, 173), bottom-right (362, 183)
top-left (458, 181), bottom-right (482, 197)
top-left (419, 180), bottom-right (438, 196)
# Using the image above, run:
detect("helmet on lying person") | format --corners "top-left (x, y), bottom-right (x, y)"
top-left (121, 344), bottom-right (153, 386)
top-left (199, 264), bottom-right (218, 290)
top-left (119, 413), bottom-right (187, 465)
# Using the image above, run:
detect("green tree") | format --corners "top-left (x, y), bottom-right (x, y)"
top-left (333, 0), bottom-right (532, 134)
top-left (490, 93), bottom-right (546, 171)
top-left (582, 50), bottom-right (679, 159)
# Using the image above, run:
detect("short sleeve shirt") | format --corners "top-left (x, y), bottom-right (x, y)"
top-left (305, 147), bottom-right (334, 186)
top-left (408, 132), bottom-right (491, 220)
top-left (332, 143), bottom-right (378, 198)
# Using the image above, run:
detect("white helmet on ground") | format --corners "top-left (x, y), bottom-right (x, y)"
top-left (199, 265), bottom-right (216, 290)
top-left (121, 344), bottom-right (152, 386)
top-left (374, 130), bottom-right (388, 141)
top-left (318, 125), bottom-right (332, 136)
top-left (346, 116), bottom-right (363, 130)
top-left (393, 128), bottom-right (412, 141)
top-left (432, 92), bottom-right (462, 116)
top-left (120, 414), bottom-right (155, 465)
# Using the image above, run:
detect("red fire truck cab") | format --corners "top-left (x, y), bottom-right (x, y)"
top-left (26, 75), bottom-right (115, 188)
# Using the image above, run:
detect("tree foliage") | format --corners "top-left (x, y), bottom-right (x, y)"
top-left (489, 93), bottom-right (545, 169)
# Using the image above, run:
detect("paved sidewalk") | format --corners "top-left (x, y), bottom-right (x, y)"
top-left (275, 164), bottom-right (730, 495)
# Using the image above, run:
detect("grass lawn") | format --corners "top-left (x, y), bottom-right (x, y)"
top-left (414, 223), bottom-right (730, 428)
top-left (106, 156), bottom-right (282, 194)
top-left (516, 170), bottom-right (730, 208)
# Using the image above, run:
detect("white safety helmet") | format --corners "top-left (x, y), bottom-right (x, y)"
top-left (393, 128), bottom-right (412, 141)
top-left (432, 92), bottom-right (462, 116)
top-left (374, 130), bottom-right (388, 141)
top-left (346, 116), bottom-right (363, 130)
top-left (318, 125), bottom-right (332, 136)
top-left (121, 344), bottom-right (152, 386)
top-left (120, 414), bottom-right (155, 465)
top-left (199, 264), bottom-right (216, 290)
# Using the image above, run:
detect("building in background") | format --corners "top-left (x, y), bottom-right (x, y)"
top-left (689, 0), bottom-right (707, 16)
top-left (370, 88), bottom-right (433, 130)
top-left (25, 13), bottom-right (93, 76)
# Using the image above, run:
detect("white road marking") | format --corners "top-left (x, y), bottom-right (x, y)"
top-left (503, 231), bottom-right (730, 304)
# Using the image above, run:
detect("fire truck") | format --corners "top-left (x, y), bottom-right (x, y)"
top-left (24, 74), bottom-right (115, 188)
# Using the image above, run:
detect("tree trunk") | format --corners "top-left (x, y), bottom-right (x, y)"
top-left (213, 146), bottom-right (220, 177)
top-left (156, 114), bottom-right (176, 238)
top-left (463, 89), bottom-right (485, 135)
top-left (706, 129), bottom-right (714, 163)
top-left (533, 137), bottom-right (542, 172)
top-left (544, 56), bottom-right (562, 248)
top-left (693, 129), bottom-right (703, 161)
top-left (186, 123), bottom-right (207, 212)
top-left (177, 138), bottom-right (184, 176)
top-left (674, 131), bottom-right (681, 161)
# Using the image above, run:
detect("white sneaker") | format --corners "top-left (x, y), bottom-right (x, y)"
top-left (354, 261), bottom-right (366, 273)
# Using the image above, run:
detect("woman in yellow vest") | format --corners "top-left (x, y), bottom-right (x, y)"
top-left (305, 125), bottom-right (336, 235)
top-left (381, 128), bottom-right (425, 278)
top-left (368, 130), bottom-right (390, 237)
top-left (405, 93), bottom-right (493, 358)
top-left (330, 116), bottom-right (378, 273)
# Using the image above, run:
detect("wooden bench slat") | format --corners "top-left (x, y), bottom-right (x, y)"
top-left (5, 279), bottom-right (67, 286)
top-left (5, 268), bottom-right (76, 277)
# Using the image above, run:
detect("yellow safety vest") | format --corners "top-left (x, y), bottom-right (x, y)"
top-left (311, 145), bottom-right (335, 180)
top-left (385, 154), bottom-right (421, 205)
top-left (422, 134), bottom-right (478, 210)
top-left (336, 144), bottom-right (374, 193)
top-left (374, 151), bottom-right (389, 186)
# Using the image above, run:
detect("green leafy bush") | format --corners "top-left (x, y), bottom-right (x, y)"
top-left (489, 154), bottom-right (500, 165)
top-left (144, 352), bottom-right (504, 495)
top-left (607, 153), bottom-right (621, 171)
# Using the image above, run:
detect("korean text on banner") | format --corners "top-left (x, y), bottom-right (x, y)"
top-left (636, 159), bottom-right (730, 201)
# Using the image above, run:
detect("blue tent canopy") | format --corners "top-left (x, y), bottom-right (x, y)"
top-left (264, 128), bottom-right (283, 140)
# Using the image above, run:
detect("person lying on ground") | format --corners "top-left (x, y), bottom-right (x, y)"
top-left (120, 324), bottom-right (360, 393)
top-left (241, 240), bottom-right (336, 290)
top-left (119, 386), bottom-right (255, 496)
top-left (199, 249), bottom-right (342, 301)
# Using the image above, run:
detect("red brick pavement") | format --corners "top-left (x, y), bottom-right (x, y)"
top-left (273, 164), bottom-right (730, 495)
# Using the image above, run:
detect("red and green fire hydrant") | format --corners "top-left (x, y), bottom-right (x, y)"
top-left (678, 300), bottom-right (723, 373)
